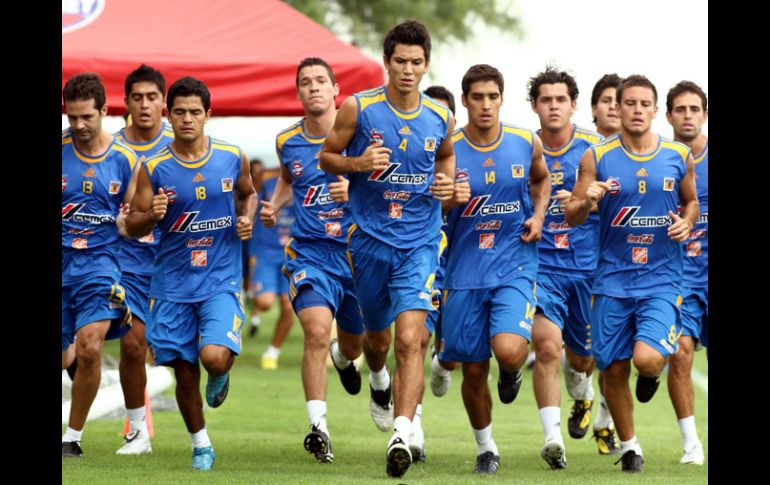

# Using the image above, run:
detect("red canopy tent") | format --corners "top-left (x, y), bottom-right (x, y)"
top-left (62, 0), bottom-right (384, 116)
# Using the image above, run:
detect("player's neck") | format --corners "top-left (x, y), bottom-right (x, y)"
top-left (620, 130), bottom-right (658, 154)
top-left (123, 122), bottom-right (163, 143)
top-left (464, 121), bottom-right (501, 146)
top-left (385, 83), bottom-right (421, 112)
top-left (170, 135), bottom-right (209, 161)
top-left (539, 123), bottom-right (574, 151)
top-left (598, 127), bottom-right (618, 138)
top-left (303, 109), bottom-right (335, 138)
top-left (676, 133), bottom-right (708, 157)
top-left (76, 131), bottom-right (113, 156)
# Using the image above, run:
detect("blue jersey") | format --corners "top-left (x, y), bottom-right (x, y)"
top-left (444, 123), bottom-right (538, 289)
top-left (538, 125), bottom-right (601, 277)
top-left (346, 86), bottom-right (451, 249)
top-left (276, 120), bottom-right (352, 244)
top-left (145, 138), bottom-right (244, 302)
top-left (592, 135), bottom-right (690, 297)
top-left (62, 129), bottom-right (136, 284)
top-left (683, 143), bottom-right (707, 288)
top-left (114, 124), bottom-right (175, 275)
top-left (250, 174), bottom-right (295, 255)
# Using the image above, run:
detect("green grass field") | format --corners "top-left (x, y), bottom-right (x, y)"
top-left (63, 304), bottom-right (708, 484)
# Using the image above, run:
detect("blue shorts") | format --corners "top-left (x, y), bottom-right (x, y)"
top-left (146, 292), bottom-right (244, 366)
top-left (439, 276), bottom-right (536, 363)
top-left (62, 276), bottom-right (132, 351)
top-left (347, 226), bottom-right (440, 331)
top-left (424, 288), bottom-right (442, 336)
top-left (590, 293), bottom-right (682, 370)
top-left (122, 271), bottom-right (151, 324)
top-left (252, 247), bottom-right (289, 295)
top-left (680, 286), bottom-right (708, 348)
top-left (284, 238), bottom-right (364, 335)
top-left (535, 273), bottom-right (592, 357)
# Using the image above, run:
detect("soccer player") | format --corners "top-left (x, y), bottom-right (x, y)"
top-left (261, 57), bottom-right (365, 463)
top-left (440, 64), bottom-right (551, 474)
top-left (319, 21), bottom-right (456, 478)
top-left (665, 80), bottom-right (708, 466)
top-left (62, 72), bottom-right (135, 458)
top-left (126, 77), bottom-right (257, 471)
top-left (591, 74), bottom-right (623, 138)
top-left (113, 64), bottom-right (175, 455)
top-left (565, 74), bottom-right (699, 473)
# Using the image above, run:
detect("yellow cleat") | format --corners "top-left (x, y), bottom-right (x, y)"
top-left (593, 426), bottom-right (620, 455)
top-left (260, 354), bottom-right (278, 370)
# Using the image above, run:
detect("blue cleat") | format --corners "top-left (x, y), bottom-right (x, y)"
top-left (206, 372), bottom-right (230, 408)
top-left (192, 446), bottom-right (216, 471)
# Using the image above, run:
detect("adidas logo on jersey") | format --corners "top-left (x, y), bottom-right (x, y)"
top-left (635, 168), bottom-right (649, 177)
top-left (482, 158), bottom-right (495, 167)
top-left (193, 172), bottom-right (206, 182)
top-left (399, 125), bottom-right (412, 135)
top-left (82, 167), bottom-right (97, 178)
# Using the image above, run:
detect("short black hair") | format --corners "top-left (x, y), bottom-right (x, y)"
top-left (296, 57), bottom-right (337, 89)
top-left (423, 85), bottom-right (456, 115)
top-left (124, 64), bottom-right (166, 98)
top-left (527, 66), bottom-right (579, 103)
top-left (617, 74), bottom-right (657, 105)
top-left (383, 20), bottom-right (431, 62)
top-left (63, 72), bottom-right (106, 110)
top-left (167, 77), bottom-right (211, 111)
top-left (666, 80), bottom-right (707, 113)
top-left (461, 64), bottom-right (504, 97)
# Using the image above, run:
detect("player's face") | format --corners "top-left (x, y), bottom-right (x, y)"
top-left (168, 95), bottom-right (210, 142)
top-left (66, 98), bottom-right (107, 144)
top-left (532, 83), bottom-right (575, 132)
top-left (297, 65), bottom-right (339, 116)
top-left (666, 92), bottom-right (707, 142)
top-left (462, 80), bottom-right (502, 131)
top-left (592, 87), bottom-right (619, 136)
top-left (619, 86), bottom-right (658, 135)
top-left (125, 81), bottom-right (166, 131)
top-left (384, 44), bottom-right (429, 95)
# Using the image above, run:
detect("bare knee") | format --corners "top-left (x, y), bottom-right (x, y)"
top-left (199, 346), bottom-right (234, 375)
top-left (75, 333), bottom-right (104, 367)
top-left (568, 353), bottom-right (594, 373)
top-left (255, 293), bottom-right (275, 312)
top-left (633, 347), bottom-right (666, 376)
top-left (669, 337), bottom-right (694, 371)
top-left (303, 321), bottom-right (330, 350)
top-left (534, 338), bottom-right (561, 366)
top-left (120, 327), bottom-right (147, 363)
top-left (365, 330), bottom-right (391, 355)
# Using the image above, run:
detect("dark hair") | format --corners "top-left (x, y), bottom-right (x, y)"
top-left (424, 85), bottom-right (456, 115)
top-left (591, 73), bottom-right (622, 107)
top-left (296, 57), bottom-right (337, 89)
top-left (527, 66), bottom-right (579, 102)
top-left (617, 74), bottom-right (657, 105)
top-left (666, 80), bottom-right (707, 113)
top-left (124, 64), bottom-right (166, 98)
top-left (250, 159), bottom-right (263, 170)
top-left (167, 77), bottom-right (211, 111)
top-left (63, 72), bottom-right (106, 110)
top-left (383, 20), bottom-right (431, 62)
top-left (461, 64), bottom-right (504, 97)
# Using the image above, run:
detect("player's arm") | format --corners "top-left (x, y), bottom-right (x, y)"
top-left (521, 135), bottom-right (551, 242)
top-left (126, 164), bottom-right (167, 238)
top-left (261, 160), bottom-right (294, 228)
top-left (668, 154), bottom-right (700, 242)
top-left (565, 149), bottom-right (609, 226)
top-left (235, 152), bottom-right (258, 241)
top-left (432, 114), bottom-right (456, 202)
top-left (319, 97), bottom-right (391, 175)
top-left (117, 158), bottom-right (142, 238)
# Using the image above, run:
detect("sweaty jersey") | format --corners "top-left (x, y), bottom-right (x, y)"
top-left (444, 123), bottom-right (538, 289)
top-left (538, 125), bottom-right (601, 277)
top-left (250, 172), bottom-right (295, 254)
top-left (345, 86), bottom-right (451, 249)
top-left (145, 138), bottom-right (244, 302)
top-left (592, 134), bottom-right (691, 297)
top-left (62, 128), bottom-right (136, 284)
top-left (683, 143), bottom-right (707, 288)
top-left (276, 119), bottom-right (352, 244)
top-left (114, 124), bottom-right (175, 275)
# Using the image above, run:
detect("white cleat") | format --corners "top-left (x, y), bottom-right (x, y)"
top-left (430, 353), bottom-right (451, 397)
top-left (408, 422), bottom-right (425, 462)
top-left (370, 398), bottom-right (394, 432)
top-left (116, 430), bottom-right (152, 455)
top-left (562, 352), bottom-right (588, 400)
top-left (540, 439), bottom-right (567, 469)
top-left (679, 441), bottom-right (705, 465)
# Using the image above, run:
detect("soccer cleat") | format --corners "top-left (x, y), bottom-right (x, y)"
top-left (260, 354), bottom-right (278, 370)
top-left (635, 374), bottom-right (660, 403)
top-left (248, 315), bottom-right (260, 337)
top-left (191, 446), bottom-right (216, 471)
top-left (567, 400), bottom-right (593, 439)
top-left (474, 451), bottom-right (500, 474)
top-left (615, 449), bottom-right (643, 472)
top-left (116, 429), bottom-right (152, 455)
top-left (304, 425), bottom-right (334, 463)
top-left (370, 379), bottom-right (394, 431)
top-left (205, 372), bottom-right (230, 408)
top-left (429, 351), bottom-right (451, 397)
top-left (62, 441), bottom-right (83, 458)
top-left (562, 359), bottom-right (587, 400)
top-left (408, 422), bottom-right (426, 462)
top-left (679, 440), bottom-right (704, 465)
top-left (329, 338), bottom-right (361, 395)
top-left (592, 427), bottom-right (620, 455)
top-left (541, 439), bottom-right (567, 469)
top-left (497, 368), bottom-right (523, 404)
top-left (386, 437), bottom-right (412, 478)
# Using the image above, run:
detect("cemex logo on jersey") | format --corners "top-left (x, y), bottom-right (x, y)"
top-left (547, 198), bottom-right (565, 216)
top-left (62, 203), bottom-right (115, 225)
top-left (369, 128), bottom-right (384, 145)
top-left (462, 195), bottom-right (520, 217)
top-left (611, 207), bottom-right (671, 228)
top-left (170, 212), bottom-right (232, 233)
top-left (606, 177), bottom-right (621, 195)
top-left (292, 161), bottom-right (303, 177)
top-left (318, 208), bottom-right (343, 220)
top-left (303, 185), bottom-right (333, 206)
top-left (368, 163), bottom-right (428, 185)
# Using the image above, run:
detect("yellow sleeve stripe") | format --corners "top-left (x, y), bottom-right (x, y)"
top-left (661, 141), bottom-right (690, 163)
top-left (212, 143), bottom-right (241, 158)
top-left (451, 131), bottom-right (466, 143)
top-left (145, 153), bottom-right (173, 175)
top-left (593, 138), bottom-right (621, 163)
top-left (574, 132), bottom-right (601, 145)
top-left (276, 125), bottom-right (303, 151)
top-left (359, 93), bottom-right (386, 113)
top-left (422, 98), bottom-right (449, 124)
top-left (62, 136), bottom-right (72, 145)
top-left (503, 126), bottom-right (533, 145)
top-left (112, 144), bottom-right (138, 169)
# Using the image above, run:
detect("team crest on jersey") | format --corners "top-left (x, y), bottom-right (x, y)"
top-left (632, 247), bottom-right (648, 264)
top-left (82, 167), bottom-right (96, 178)
top-left (191, 250), bottom-right (208, 267)
top-left (292, 161), bottom-right (303, 177)
top-left (221, 178), bottom-right (233, 192)
top-left (479, 233), bottom-right (495, 249)
top-left (455, 169), bottom-right (469, 183)
top-left (293, 271), bottom-right (306, 283)
top-left (555, 234), bottom-right (569, 249)
top-left (389, 203), bottom-right (403, 219)
top-left (62, 0), bottom-right (105, 34)
top-left (686, 241), bottom-right (701, 257)
top-left (511, 165), bottom-right (524, 178)
top-left (164, 187), bottom-right (177, 205)
top-left (109, 180), bottom-right (121, 194)
top-left (424, 138), bottom-right (437, 152)
top-left (192, 172), bottom-right (206, 183)
top-left (72, 237), bottom-right (88, 249)
top-left (325, 222), bottom-right (342, 237)
top-left (663, 177), bottom-right (675, 191)
top-left (399, 126), bottom-right (412, 136)
top-left (369, 128), bottom-right (384, 145)
top-left (607, 177), bottom-right (621, 195)
top-left (62, 176), bottom-right (68, 191)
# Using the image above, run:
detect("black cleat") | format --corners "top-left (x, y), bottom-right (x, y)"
top-left (205, 373), bottom-right (230, 408)
top-left (615, 449), bottom-right (644, 472)
top-left (386, 437), bottom-right (412, 478)
top-left (329, 338), bottom-right (361, 395)
top-left (474, 451), bottom-right (500, 474)
top-left (248, 324), bottom-right (258, 337)
top-left (567, 400), bottom-right (593, 439)
top-left (62, 441), bottom-right (83, 458)
top-left (593, 427), bottom-right (620, 455)
top-left (635, 374), bottom-right (660, 403)
top-left (304, 425), bottom-right (334, 463)
top-left (497, 368), bottom-right (523, 404)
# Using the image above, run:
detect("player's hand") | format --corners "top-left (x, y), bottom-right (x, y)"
top-left (260, 200), bottom-right (277, 228)
top-left (450, 180), bottom-right (471, 206)
top-left (236, 215), bottom-right (252, 241)
top-left (116, 203), bottom-right (129, 236)
top-left (554, 189), bottom-right (572, 209)
top-left (667, 210), bottom-right (693, 242)
top-left (328, 175), bottom-right (349, 202)
top-left (151, 188), bottom-right (168, 221)
top-left (586, 181), bottom-right (611, 205)
top-left (521, 214), bottom-right (544, 243)
top-left (353, 141), bottom-right (391, 172)
top-left (430, 172), bottom-right (455, 201)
